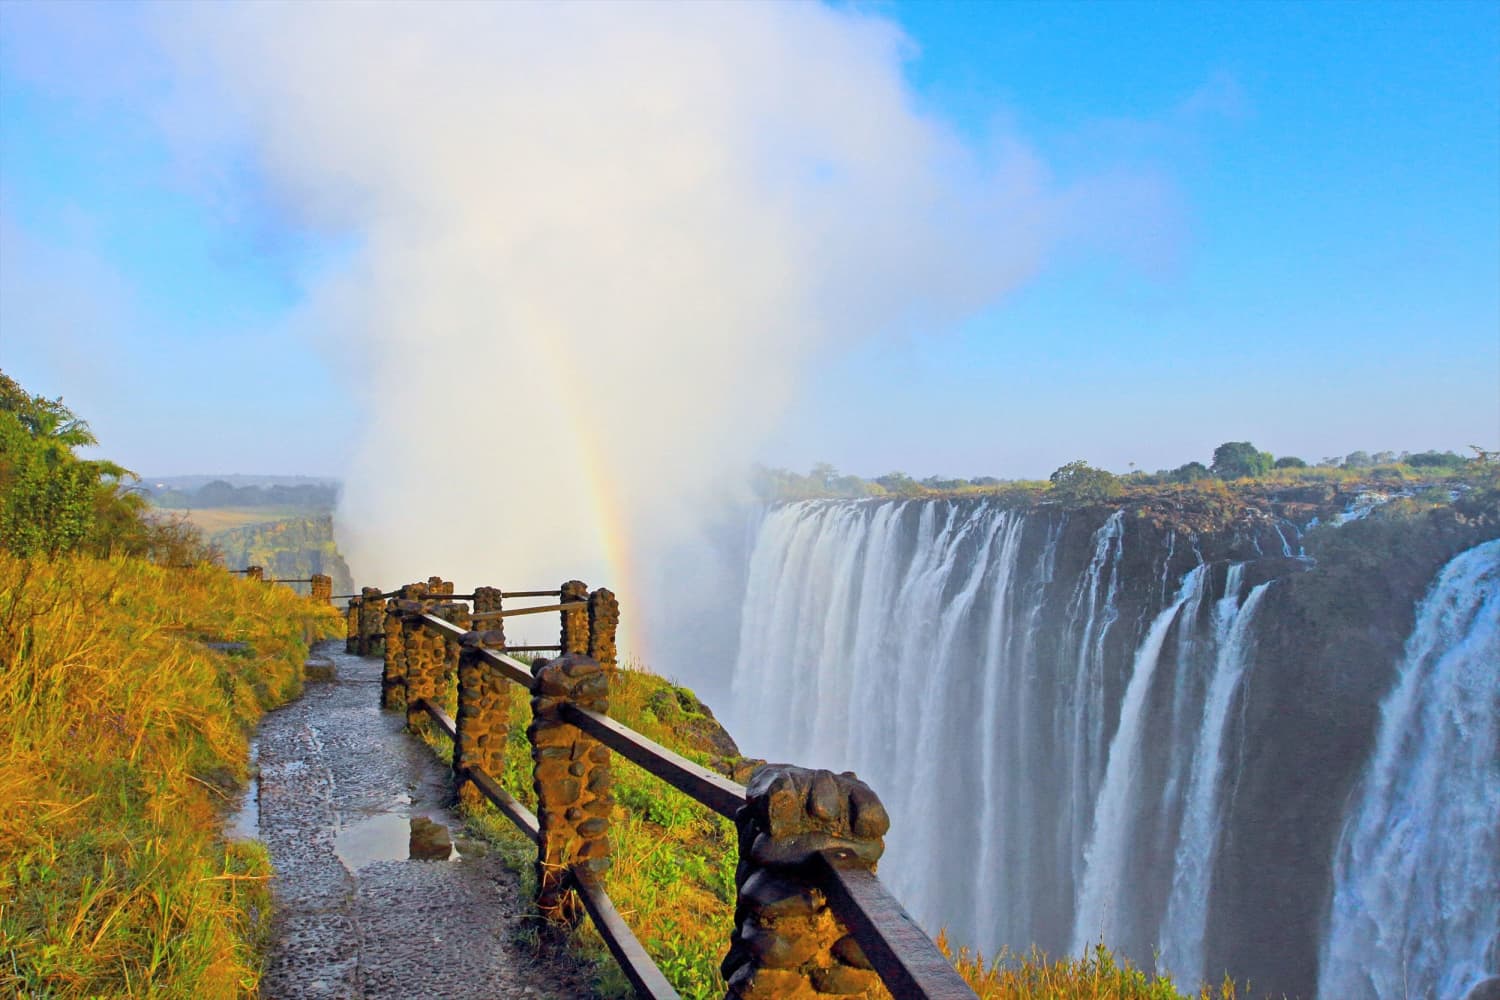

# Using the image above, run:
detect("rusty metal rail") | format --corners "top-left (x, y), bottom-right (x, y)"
top-left (369, 588), bottom-right (977, 1000)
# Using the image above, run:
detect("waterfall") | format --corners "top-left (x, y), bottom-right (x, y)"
top-left (728, 498), bottom-right (1498, 996)
top-left (1319, 538), bottom-right (1500, 1000)
top-left (1070, 564), bottom-right (1206, 955)
top-left (1158, 573), bottom-right (1272, 983)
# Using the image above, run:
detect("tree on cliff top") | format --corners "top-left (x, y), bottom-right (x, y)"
top-left (1211, 441), bottom-right (1274, 479)
top-left (1049, 460), bottom-right (1121, 503)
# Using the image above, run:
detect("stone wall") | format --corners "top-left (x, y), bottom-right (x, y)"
top-left (310, 573), bottom-right (332, 604)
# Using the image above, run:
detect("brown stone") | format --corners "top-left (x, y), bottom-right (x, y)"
top-left (810, 963), bottom-right (882, 995)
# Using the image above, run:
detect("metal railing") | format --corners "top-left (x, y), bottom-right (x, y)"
top-left (348, 580), bottom-right (977, 1000)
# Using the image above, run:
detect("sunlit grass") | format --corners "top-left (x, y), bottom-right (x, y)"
top-left (0, 553), bottom-right (341, 998)
top-left (938, 934), bottom-right (1246, 999)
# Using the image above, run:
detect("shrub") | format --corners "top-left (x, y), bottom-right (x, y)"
top-left (1210, 442), bottom-right (1274, 480)
top-left (1049, 461), bottom-right (1121, 503)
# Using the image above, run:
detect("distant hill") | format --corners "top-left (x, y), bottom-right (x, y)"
top-left (145, 477), bottom-right (340, 510)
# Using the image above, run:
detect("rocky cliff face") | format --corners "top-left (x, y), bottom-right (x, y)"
top-left (726, 475), bottom-right (1498, 997)
top-left (213, 514), bottom-right (355, 596)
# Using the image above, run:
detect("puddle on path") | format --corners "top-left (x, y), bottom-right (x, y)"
top-left (227, 740), bottom-right (259, 841)
top-left (335, 813), bottom-right (461, 869)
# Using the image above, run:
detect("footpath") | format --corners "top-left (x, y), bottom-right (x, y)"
top-left (248, 639), bottom-right (594, 999)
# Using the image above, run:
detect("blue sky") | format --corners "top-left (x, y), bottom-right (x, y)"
top-left (1, 0), bottom-right (1496, 480)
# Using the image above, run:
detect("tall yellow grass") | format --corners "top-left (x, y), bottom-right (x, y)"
top-left (0, 553), bottom-right (340, 998)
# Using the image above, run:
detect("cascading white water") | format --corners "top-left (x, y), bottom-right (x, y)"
top-left (1319, 538), bottom-right (1500, 1000)
top-left (729, 499), bottom-right (1497, 996)
top-left (1158, 572), bottom-right (1272, 983)
top-left (1070, 564), bottom-right (1206, 955)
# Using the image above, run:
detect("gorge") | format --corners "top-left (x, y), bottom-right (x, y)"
top-left (723, 482), bottom-right (1499, 998)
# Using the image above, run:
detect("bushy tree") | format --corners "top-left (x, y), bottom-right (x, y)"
top-left (1168, 461), bottom-right (1213, 483)
top-left (1274, 456), bottom-right (1308, 469)
top-left (875, 471), bottom-right (925, 496)
top-left (0, 370), bottom-right (189, 560)
top-left (1048, 460), bottom-right (1121, 503)
top-left (1211, 441), bottom-right (1274, 479)
top-left (1405, 450), bottom-right (1466, 469)
top-left (1343, 450), bottom-right (1374, 468)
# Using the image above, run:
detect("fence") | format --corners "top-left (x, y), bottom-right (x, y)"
top-left (341, 577), bottom-right (977, 1000)
top-left (229, 566), bottom-right (334, 603)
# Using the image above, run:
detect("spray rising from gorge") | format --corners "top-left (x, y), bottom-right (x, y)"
top-left (155, 2), bottom-right (1169, 658)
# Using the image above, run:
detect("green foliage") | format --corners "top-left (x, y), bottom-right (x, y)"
top-left (0, 372), bottom-right (220, 565)
top-left (1405, 449), bottom-right (1466, 469)
top-left (1167, 461), bottom-right (1213, 483)
top-left (1048, 460), bottom-right (1121, 503)
top-left (1210, 441), bottom-right (1274, 480)
top-left (1274, 455), bottom-right (1307, 469)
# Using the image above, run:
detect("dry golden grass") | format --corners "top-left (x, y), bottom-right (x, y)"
top-left (0, 553), bottom-right (341, 998)
top-left (175, 507), bottom-right (309, 538)
top-left (938, 932), bottom-right (1245, 999)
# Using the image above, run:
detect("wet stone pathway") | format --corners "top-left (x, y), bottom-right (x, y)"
top-left (246, 639), bottom-right (593, 999)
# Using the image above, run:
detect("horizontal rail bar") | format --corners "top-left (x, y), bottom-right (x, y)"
top-left (813, 852), bottom-right (978, 1000)
top-left (418, 615), bottom-right (537, 690)
top-left (413, 698), bottom-right (457, 742)
top-left (572, 868), bottom-right (682, 1000)
top-left (471, 601), bottom-right (586, 621)
top-left (559, 703), bottom-right (747, 820)
top-left (270, 578), bottom-right (314, 583)
top-left (502, 589), bottom-right (561, 598)
top-left (466, 767), bottom-right (541, 844)
top-left (501, 644), bottom-right (564, 652)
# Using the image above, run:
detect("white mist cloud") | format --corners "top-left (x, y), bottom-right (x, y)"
top-left (158, 1), bottom-right (1117, 655)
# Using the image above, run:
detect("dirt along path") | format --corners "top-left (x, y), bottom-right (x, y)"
top-left (239, 639), bottom-right (595, 999)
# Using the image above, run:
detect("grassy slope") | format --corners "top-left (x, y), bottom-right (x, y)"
top-left (0, 555), bottom-right (342, 998)
top-left (419, 665), bottom-right (1240, 1000)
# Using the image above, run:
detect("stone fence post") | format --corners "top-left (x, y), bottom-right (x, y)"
top-left (345, 598), bottom-right (361, 654)
top-left (474, 586), bottom-right (505, 635)
top-left (527, 653), bottom-right (613, 924)
top-left (455, 624), bottom-right (510, 809)
top-left (310, 573), bottom-right (332, 604)
top-left (723, 764), bottom-right (893, 1000)
top-left (358, 586), bottom-right (387, 656)
top-left (560, 580), bottom-right (588, 655)
top-left (390, 595), bottom-right (469, 729)
top-left (245, 566), bottom-right (264, 583)
top-left (587, 588), bottom-right (619, 673)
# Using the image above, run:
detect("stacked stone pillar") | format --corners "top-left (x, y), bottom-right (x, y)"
top-left (527, 653), bottom-right (613, 925)
top-left (722, 765), bottom-right (893, 999)
top-left (358, 586), bottom-right (387, 656)
top-left (244, 566), bottom-right (264, 583)
top-left (310, 573), bottom-right (332, 604)
top-left (345, 598), bottom-right (361, 654)
top-left (397, 595), bottom-right (469, 729)
top-left (587, 588), bottom-right (620, 673)
top-left (560, 580), bottom-right (589, 655)
top-left (474, 586), bottom-right (505, 642)
top-left (455, 621), bottom-right (510, 809)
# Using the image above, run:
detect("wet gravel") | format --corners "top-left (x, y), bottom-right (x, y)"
top-left (252, 640), bottom-right (595, 999)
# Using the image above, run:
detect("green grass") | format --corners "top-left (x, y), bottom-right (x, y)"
top-left (0, 553), bottom-right (342, 998)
